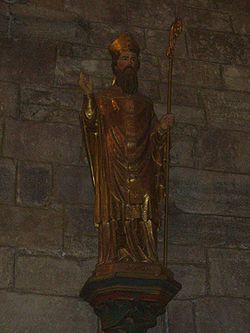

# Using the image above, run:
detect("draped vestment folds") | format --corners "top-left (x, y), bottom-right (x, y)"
top-left (80, 85), bottom-right (166, 264)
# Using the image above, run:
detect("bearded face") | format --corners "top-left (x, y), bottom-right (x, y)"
top-left (114, 65), bottom-right (138, 95)
top-left (113, 51), bottom-right (139, 95)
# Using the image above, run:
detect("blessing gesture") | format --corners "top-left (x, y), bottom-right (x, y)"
top-left (79, 71), bottom-right (94, 95)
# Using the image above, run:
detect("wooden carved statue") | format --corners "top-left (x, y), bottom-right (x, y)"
top-left (79, 22), bottom-right (183, 333)
top-left (79, 33), bottom-right (173, 266)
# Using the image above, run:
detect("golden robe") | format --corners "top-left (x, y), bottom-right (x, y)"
top-left (80, 85), bottom-right (166, 264)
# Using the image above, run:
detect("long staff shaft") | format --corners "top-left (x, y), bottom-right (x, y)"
top-left (163, 17), bottom-right (183, 268)
top-left (163, 56), bottom-right (173, 268)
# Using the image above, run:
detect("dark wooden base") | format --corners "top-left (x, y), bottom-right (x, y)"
top-left (80, 263), bottom-right (181, 333)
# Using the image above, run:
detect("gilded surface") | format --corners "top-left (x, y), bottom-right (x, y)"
top-left (79, 33), bottom-right (173, 266)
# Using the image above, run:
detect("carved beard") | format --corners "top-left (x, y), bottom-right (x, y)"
top-left (115, 66), bottom-right (138, 95)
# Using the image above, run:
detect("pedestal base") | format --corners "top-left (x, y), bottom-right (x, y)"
top-left (80, 263), bottom-right (181, 333)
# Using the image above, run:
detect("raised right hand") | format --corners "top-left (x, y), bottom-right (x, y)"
top-left (79, 71), bottom-right (94, 95)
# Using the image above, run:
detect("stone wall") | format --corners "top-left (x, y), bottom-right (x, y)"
top-left (0, 0), bottom-right (249, 332)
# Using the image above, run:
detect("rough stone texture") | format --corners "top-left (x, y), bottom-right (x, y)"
top-left (55, 55), bottom-right (108, 87)
top-left (160, 59), bottom-right (222, 88)
top-left (20, 85), bottom-right (82, 124)
top-left (167, 300), bottom-right (195, 333)
top-left (3, 119), bottom-right (82, 164)
top-left (201, 89), bottom-right (250, 132)
top-left (127, 0), bottom-right (174, 29)
top-left (64, 207), bottom-right (98, 258)
top-left (159, 244), bottom-right (206, 264)
top-left (0, 248), bottom-right (14, 288)
top-left (0, 38), bottom-right (57, 84)
top-left (65, 0), bottom-right (127, 25)
top-left (195, 128), bottom-right (250, 173)
top-left (181, 7), bottom-right (232, 32)
top-left (0, 158), bottom-right (16, 204)
top-left (170, 167), bottom-right (250, 217)
top-left (208, 0), bottom-right (250, 13)
top-left (155, 103), bottom-right (205, 126)
top-left (168, 213), bottom-right (250, 249)
top-left (170, 264), bottom-right (206, 299)
top-left (195, 297), bottom-right (250, 333)
top-left (24, 0), bottom-right (65, 11)
top-left (222, 65), bottom-right (250, 92)
top-left (170, 123), bottom-right (198, 168)
top-left (17, 161), bottom-right (52, 206)
top-left (0, 82), bottom-right (19, 119)
top-left (0, 291), bottom-right (97, 333)
top-left (160, 83), bottom-right (200, 108)
top-left (15, 255), bottom-right (96, 296)
top-left (0, 206), bottom-right (63, 251)
top-left (145, 29), bottom-right (187, 58)
top-left (232, 14), bottom-right (250, 35)
top-left (54, 165), bottom-right (94, 205)
top-left (187, 30), bottom-right (250, 65)
top-left (12, 16), bottom-right (87, 43)
top-left (208, 249), bottom-right (250, 297)
top-left (139, 53), bottom-right (161, 81)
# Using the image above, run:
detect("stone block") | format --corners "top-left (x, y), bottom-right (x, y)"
top-left (0, 291), bottom-right (97, 333)
top-left (0, 82), bottom-right (19, 119)
top-left (20, 104), bottom-right (80, 125)
top-left (139, 53), bottom-right (160, 81)
top-left (160, 84), bottom-right (200, 107)
top-left (21, 86), bottom-right (82, 111)
top-left (195, 128), bottom-right (250, 173)
top-left (222, 65), bottom-right (250, 92)
top-left (12, 16), bottom-right (87, 43)
top-left (88, 22), bottom-right (123, 49)
top-left (15, 255), bottom-right (96, 296)
top-left (208, 248), bottom-right (250, 297)
top-left (55, 55), bottom-right (110, 87)
top-left (0, 38), bottom-right (56, 85)
top-left (58, 43), bottom-right (108, 60)
top-left (201, 89), bottom-right (250, 131)
top-left (0, 158), bottom-right (16, 204)
top-left (145, 28), bottom-right (187, 58)
top-left (167, 213), bottom-right (250, 249)
top-left (140, 81), bottom-right (160, 102)
top-left (170, 123), bottom-right (198, 167)
top-left (182, 7), bottom-right (232, 32)
top-left (158, 244), bottom-right (206, 264)
top-left (170, 264), bottom-right (206, 299)
top-left (54, 165), bottom-right (94, 205)
top-left (154, 103), bottom-right (205, 127)
top-left (232, 14), bottom-right (250, 35)
top-left (208, 0), bottom-right (250, 13)
top-left (20, 86), bottom-right (82, 124)
top-left (127, 0), bottom-right (174, 29)
top-left (0, 14), bottom-right (8, 34)
top-left (3, 119), bottom-right (82, 164)
top-left (64, 207), bottom-right (98, 258)
top-left (167, 300), bottom-right (195, 333)
top-left (65, 207), bottom-right (96, 236)
top-left (195, 297), bottom-right (250, 333)
top-left (10, 3), bottom-right (76, 21)
top-left (17, 161), bottom-right (52, 207)
top-left (0, 206), bottom-right (63, 251)
top-left (173, 105), bottom-right (205, 126)
top-left (65, 0), bottom-right (127, 25)
top-left (0, 247), bottom-right (14, 288)
top-left (160, 58), bottom-right (222, 88)
top-left (27, 0), bottom-right (65, 11)
top-left (170, 167), bottom-right (250, 217)
top-left (187, 30), bottom-right (250, 65)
